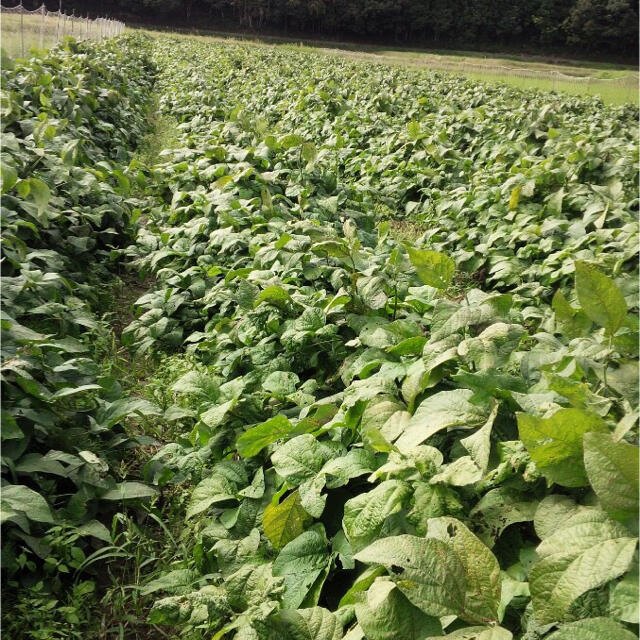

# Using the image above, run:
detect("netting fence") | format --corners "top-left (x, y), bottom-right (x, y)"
top-left (1, 2), bottom-right (125, 58)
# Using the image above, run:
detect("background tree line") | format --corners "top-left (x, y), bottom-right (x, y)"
top-left (24, 0), bottom-right (640, 59)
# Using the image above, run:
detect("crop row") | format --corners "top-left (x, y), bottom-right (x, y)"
top-left (121, 38), bottom-right (639, 639)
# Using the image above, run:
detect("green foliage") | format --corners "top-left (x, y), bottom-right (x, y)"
top-left (3, 32), bottom-right (638, 640)
top-left (0, 34), bottom-right (158, 635)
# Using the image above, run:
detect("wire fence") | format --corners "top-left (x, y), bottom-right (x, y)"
top-left (1, 2), bottom-right (125, 58)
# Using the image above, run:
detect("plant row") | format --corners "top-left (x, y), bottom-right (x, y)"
top-left (117, 38), bottom-right (639, 639)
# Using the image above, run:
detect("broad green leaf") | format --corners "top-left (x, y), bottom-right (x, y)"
top-left (429, 456), bottom-right (482, 486)
top-left (609, 567), bottom-right (639, 623)
top-left (225, 563), bottom-right (283, 611)
top-left (27, 177), bottom-right (51, 214)
top-left (280, 134), bottom-right (303, 149)
top-left (272, 434), bottom-right (342, 486)
top-left (237, 414), bottom-right (295, 458)
top-left (407, 120), bottom-right (421, 139)
top-left (299, 475), bottom-right (327, 518)
top-left (547, 187), bottom-right (564, 214)
top-left (459, 402), bottom-right (498, 473)
top-left (355, 535), bottom-right (466, 618)
top-left (544, 617), bottom-right (637, 640)
top-left (263, 490), bottom-right (312, 550)
top-left (517, 408), bottom-right (607, 487)
top-left (396, 389), bottom-right (489, 452)
top-left (355, 578), bottom-right (442, 639)
top-left (470, 488), bottom-right (537, 546)
top-left (426, 627), bottom-right (512, 640)
top-left (406, 247), bottom-right (455, 289)
top-left (263, 371), bottom-right (299, 396)
top-left (430, 295), bottom-right (512, 342)
top-left (75, 520), bottom-right (112, 543)
top-left (141, 569), bottom-right (201, 596)
top-left (278, 607), bottom-right (342, 640)
top-left (148, 585), bottom-right (230, 627)
top-left (301, 142), bottom-right (318, 165)
top-left (574, 261), bottom-right (627, 336)
top-left (583, 432), bottom-right (639, 521)
top-left (277, 606), bottom-right (342, 640)
top-left (426, 517), bottom-right (502, 623)
top-left (273, 525), bottom-right (330, 610)
top-left (101, 482), bottom-right (158, 501)
top-left (186, 472), bottom-right (242, 519)
top-left (1, 485), bottom-right (54, 524)
top-left (254, 285), bottom-right (291, 308)
top-left (321, 449), bottom-right (378, 488)
top-left (339, 566), bottom-right (387, 607)
top-left (552, 289), bottom-right (591, 338)
top-left (0, 159), bottom-right (17, 193)
top-left (200, 399), bottom-right (235, 428)
top-left (343, 480), bottom-right (410, 551)
top-left (529, 510), bottom-right (638, 623)
top-left (509, 185), bottom-right (521, 210)
top-left (534, 495), bottom-right (584, 540)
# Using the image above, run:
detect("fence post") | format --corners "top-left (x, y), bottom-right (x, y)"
top-left (40, 4), bottom-right (46, 49)
top-left (20, 3), bottom-right (25, 57)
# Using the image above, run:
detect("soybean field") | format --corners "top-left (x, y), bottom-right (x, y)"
top-left (1, 34), bottom-right (638, 640)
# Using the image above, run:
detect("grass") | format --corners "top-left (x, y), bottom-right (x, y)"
top-left (133, 25), bottom-right (639, 106)
top-left (0, 11), bottom-right (119, 58)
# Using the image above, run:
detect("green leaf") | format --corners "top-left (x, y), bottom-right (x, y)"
top-left (354, 534), bottom-right (466, 619)
top-left (75, 520), bottom-right (112, 543)
top-left (355, 578), bottom-right (442, 639)
top-left (321, 449), bottom-right (378, 488)
top-left (609, 567), bottom-right (639, 624)
top-left (101, 482), bottom-right (157, 501)
top-left (343, 480), bottom-right (411, 551)
top-left (277, 606), bottom-right (343, 640)
top-left (1, 159), bottom-right (17, 193)
top-left (426, 517), bottom-right (502, 624)
top-left (263, 490), bottom-right (312, 549)
top-left (430, 295), bottom-right (512, 342)
top-left (552, 289), bottom-right (591, 338)
top-left (426, 627), bottom-right (512, 640)
top-left (200, 399), bottom-right (235, 428)
top-left (186, 469), bottom-right (244, 519)
top-left (280, 134), bottom-right (304, 149)
top-left (544, 617), bottom-right (637, 640)
top-left (407, 120), bottom-right (421, 139)
top-left (254, 285), bottom-right (292, 308)
top-left (406, 247), bottom-right (455, 289)
top-left (574, 261), bottom-right (627, 336)
top-left (27, 177), bottom-right (51, 214)
top-left (141, 569), bottom-right (201, 596)
top-left (517, 408), bottom-right (607, 487)
top-left (237, 415), bottom-right (296, 458)
top-left (529, 510), bottom-right (638, 623)
top-left (263, 371), bottom-right (299, 396)
top-left (301, 142), bottom-right (318, 165)
top-left (148, 585), bottom-right (230, 627)
top-left (547, 187), bottom-right (564, 214)
top-left (272, 434), bottom-right (341, 486)
top-left (272, 525), bottom-right (331, 609)
top-left (1, 485), bottom-right (54, 524)
top-left (583, 432), bottom-right (639, 521)
top-left (469, 488), bottom-right (537, 546)
top-left (396, 389), bottom-right (489, 452)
